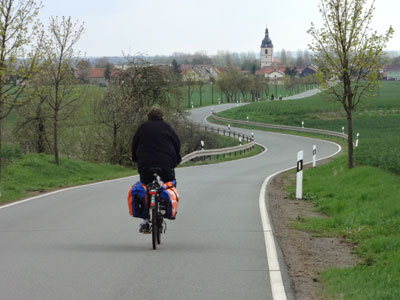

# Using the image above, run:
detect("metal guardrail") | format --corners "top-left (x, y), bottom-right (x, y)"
top-left (211, 115), bottom-right (348, 140)
top-left (180, 124), bottom-right (256, 164)
top-left (181, 141), bottom-right (256, 164)
top-left (198, 123), bottom-right (253, 142)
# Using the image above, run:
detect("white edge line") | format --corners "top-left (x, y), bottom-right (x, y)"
top-left (260, 142), bottom-right (342, 300)
top-left (0, 174), bottom-right (139, 210)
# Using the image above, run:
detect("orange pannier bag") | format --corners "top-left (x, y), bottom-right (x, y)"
top-left (159, 181), bottom-right (179, 219)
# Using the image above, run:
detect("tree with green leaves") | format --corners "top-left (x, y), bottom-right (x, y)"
top-left (308, 0), bottom-right (394, 168)
top-left (43, 16), bottom-right (85, 165)
top-left (104, 63), bottom-right (113, 82)
top-left (171, 59), bottom-right (181, 78)
top-left (75, 58), bottom-right (91, 83)
top-left (0, 0), bottom-right (43, 183)
top-left (14, 63), bottom-right (52, 154)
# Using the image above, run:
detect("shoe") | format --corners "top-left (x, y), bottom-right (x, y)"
top-left (139, 222), bottom-right (150, 234)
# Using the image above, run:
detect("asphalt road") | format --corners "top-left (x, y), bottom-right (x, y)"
top-left (0, 103), bottom-right (340, 300)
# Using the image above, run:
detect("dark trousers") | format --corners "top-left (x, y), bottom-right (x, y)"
top-left (138, 167), bottom-right (176, 185)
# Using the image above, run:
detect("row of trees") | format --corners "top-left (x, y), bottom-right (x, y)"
top-left (2, 0), bottom-right (222, 184)
top-left (0, 0), bottom-right (87, 182)
top-left (150, 49), bottom-right (315, 72)
top-left (278, 49), bottom-right (312, 67)
top-left (14, 54), bottom-right (217, 169)
top-left (182, 68), bottom-right (317, 107)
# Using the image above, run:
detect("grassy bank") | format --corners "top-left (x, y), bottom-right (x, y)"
top-left (287, 155), bottom-right (400, 299)
top-left (208, 115), bottom-right (348, 148)
top-left (1, 134), bottom-right (260, 205)
top-left (1, 153), bottom-right (135, 205)
top-left (216, 81), bottom-right (400, 174)
top-left (211, 81), bottom-right (400, 297)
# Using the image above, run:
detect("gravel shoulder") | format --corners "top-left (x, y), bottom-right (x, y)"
top-left (268, 160), bottom-right (359, 300)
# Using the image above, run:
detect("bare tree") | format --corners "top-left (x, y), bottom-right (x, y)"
top-left (280, 49), bottom-right (288, 65)
top-left (95, 56), bottom-right (184, 165)
top-left (43, 16), bottom-right (85, 165)
top-left (15, 63), bottom-right (52, 154)
top-left (198, 80), bottom-right (204, 106)
top-left (0, 0), bottom-right (43, 182)
top-left (308, 0), bottom-right (393, 168)
top-left (75, 58), bottom-right (91, 83)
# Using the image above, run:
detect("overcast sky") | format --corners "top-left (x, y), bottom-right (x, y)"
top-left (39, 0), bottom-right (400, 57)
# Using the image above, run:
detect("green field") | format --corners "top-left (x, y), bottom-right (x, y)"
top-left (183, 82), bottom-right (318, 108)
top-left (216, 81), bottom-right (400, 174)
top-left (213, 80), bottom-right (400, 298)
top-left (288, 155), bottom-right (400, 299)
top-left (0, 128), bottom-right (254, 205)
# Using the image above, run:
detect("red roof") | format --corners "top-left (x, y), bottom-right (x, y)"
top-left (89, 68), bottom-right (105, 78)
top-left (89, 68), bottom-right (121, 78)
top-left (111, 69), bottom-right (122, 77)
top-left (256, 67), bottom-right (286, 76)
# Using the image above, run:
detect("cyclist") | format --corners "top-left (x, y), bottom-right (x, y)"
top-left (131, 105), bottom-right (181, 233)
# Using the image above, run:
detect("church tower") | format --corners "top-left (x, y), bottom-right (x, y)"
top-left (260, 27), bottom-right (273, 67)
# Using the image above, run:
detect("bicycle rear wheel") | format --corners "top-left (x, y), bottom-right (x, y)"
top-left (151, 208), bottom-right (157, 250)
top-left (157, 215), bottom-right (162, 245)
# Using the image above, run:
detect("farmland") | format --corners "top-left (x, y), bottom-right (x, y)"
top-left (214, 80), bottom-right (400, 299)
top-left (216, 81), bottom-right (400, 174)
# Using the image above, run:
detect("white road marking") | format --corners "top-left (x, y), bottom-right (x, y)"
top-left (0, 175), bottom-right (138, 210)
top-left (259, 140), bottom-right (342, 300)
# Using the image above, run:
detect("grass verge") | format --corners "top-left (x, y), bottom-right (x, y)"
top-left (1, 135), bottom-right (261, 205)
top-left (286, 155), bottom-right (400, 299)
top-left (214, 81), bottom-right (400, 174)
top-left (1, 153), bottom-right (135, 205)
top-left (207, 115), bottom-right (348, 149)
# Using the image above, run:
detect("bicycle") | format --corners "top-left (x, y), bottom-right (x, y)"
top-left (146, 168), bottom-right (167, 250)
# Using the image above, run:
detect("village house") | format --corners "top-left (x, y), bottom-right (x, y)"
top-left (88, 68), bottom-right (121, 85)
top-left (180, 64), bottom-right (220, 82)
top-left (300, 64), bottom-right (318, 77)
top-left (88, 68), bottom-right (107, 86)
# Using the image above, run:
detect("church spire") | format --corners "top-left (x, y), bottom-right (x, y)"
top-left (261, 26), bottom-right (273, 48)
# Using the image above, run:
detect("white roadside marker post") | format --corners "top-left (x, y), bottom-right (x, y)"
top-left (355, 133), bottom-right (359, 147)
top-left (312, 145), bottom-right (317, 168)
top-left (239, 137), bottom-right (242, 146)
top-left (301, 121), bottom-right (304, 128)
top-left (342, 126), bottom-right (345, 134)
top-left (296, 151), bottom-right (304, 199)
top-left (251, 132), bottom-right (254, 141)
top-left (191, 102), bottom-right (194, 109)
top-left (246, 116), bottom-right (249, 123)
top-left (228, 124), bottom-right (230, 131)
top-left (201, 140), bottom-right (204, 151)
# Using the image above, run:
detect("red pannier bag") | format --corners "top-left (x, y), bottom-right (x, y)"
top-left (127, 182), bottom-right (148, 219)
top-left (159, 181), bottom-right (179, 219)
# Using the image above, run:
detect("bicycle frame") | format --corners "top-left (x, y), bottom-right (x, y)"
top-left (147, 172), bottom-right (166, 250)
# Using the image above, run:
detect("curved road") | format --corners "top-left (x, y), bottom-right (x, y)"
top-left (0, 103), bottom-right (340, 300)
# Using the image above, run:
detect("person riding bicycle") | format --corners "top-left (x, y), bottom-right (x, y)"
top-left (131, 106), bottom-right (181, 233)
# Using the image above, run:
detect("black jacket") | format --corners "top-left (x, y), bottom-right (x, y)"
top-left (131, 117), bottom-right (181, 169)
